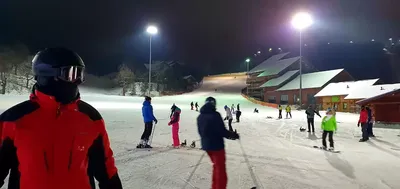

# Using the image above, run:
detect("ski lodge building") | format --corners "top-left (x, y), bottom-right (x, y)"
top-left (245, 52), bottom-right (400, 112)
top-left (356, 88), bottom-right (400, 123)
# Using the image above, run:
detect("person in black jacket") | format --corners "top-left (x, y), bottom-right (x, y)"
top-left (366, 106), bottom-right (375, 137)
top-left (197, 96), bottom-right (239, 189)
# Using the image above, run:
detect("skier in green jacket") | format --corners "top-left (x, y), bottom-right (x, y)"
top-left (321, 107), bottom-right (337, 151)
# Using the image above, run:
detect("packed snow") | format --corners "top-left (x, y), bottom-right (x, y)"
top-left (1, 75), bottom-right (400, 189)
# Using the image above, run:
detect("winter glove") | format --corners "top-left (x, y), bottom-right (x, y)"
top-left (228, 131), bottom-right (240, 140)
top-left (154, 119), bottom-right (158, 124)
top-left (357, 123), bottom-right (360, 127)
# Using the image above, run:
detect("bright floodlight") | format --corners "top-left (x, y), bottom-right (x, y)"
top-left (291, 12), bottom-right (313, 30)
top-left (245, 58), bottom-right (250, 63)
top-left (257, 51), bottom-right (261, 54)
top-left (146, 26), bottom-right (158, 35)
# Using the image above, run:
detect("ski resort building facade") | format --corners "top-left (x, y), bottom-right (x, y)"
top-left (265, 69), bottom-right (354, 107)
top-left (356, 88), bottom-right (400, 123)
top-left (246, 52), bottom-right (315, 100)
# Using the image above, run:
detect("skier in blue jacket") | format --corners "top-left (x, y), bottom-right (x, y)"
top-left (137, 96), bottom-right (158, 148)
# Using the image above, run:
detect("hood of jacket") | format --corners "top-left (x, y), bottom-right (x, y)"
top-left (143, 100), bottom-right (151, 106)
top-left (200, 103), bottom-right (216, 114)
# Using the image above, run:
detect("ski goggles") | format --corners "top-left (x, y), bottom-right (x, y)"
top-left (33, 64), bottom-right (85, 83)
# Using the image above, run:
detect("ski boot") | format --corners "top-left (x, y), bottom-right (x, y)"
top-left (190, 141), bottom-right (196, 148)
top-left (181, 139), bottom-right (187, 147)
top-left (136, 143), bottom-right (144, 148)
top-left (144, 144), bottom-right (153, 148)
top-left (328, 147), bottom-right (334, 151)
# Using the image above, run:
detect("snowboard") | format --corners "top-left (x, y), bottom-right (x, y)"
top-left (313, 146), bottom-right (341, 153)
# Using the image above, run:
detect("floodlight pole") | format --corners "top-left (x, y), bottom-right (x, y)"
top-left (299, 30), bottom-right (303, 107)
top-left (148, 35), bottom-right (152, 96)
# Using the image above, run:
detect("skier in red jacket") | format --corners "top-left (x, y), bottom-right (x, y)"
top-left (358, 105), bottom-right (369, 142)
top-left (0, 48), bottom-right (122, 189)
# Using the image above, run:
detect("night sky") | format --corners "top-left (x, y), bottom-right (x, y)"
top-left (1, 0), bottom-right (400, 76)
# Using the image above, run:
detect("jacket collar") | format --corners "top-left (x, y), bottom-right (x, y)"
top-left (30, 90), bottom-right (79, 110)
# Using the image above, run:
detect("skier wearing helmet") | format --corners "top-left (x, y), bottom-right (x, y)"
top-left (197, 97), bottom-right (239, 189)
top-left (0, 48), bottom-right (122, 189)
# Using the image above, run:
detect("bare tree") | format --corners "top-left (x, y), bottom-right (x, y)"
top-left (18, 55), bottom-right (34, 88)
top-left (116, 64), bottom-right (135, 96)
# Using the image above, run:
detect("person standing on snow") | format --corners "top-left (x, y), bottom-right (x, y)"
top-left (195, 102), bottom-right (199, 111)
top-left (231, 104), bottom-right (235, 113)
top-left (366, 106), bottom-right (375, 137)
top-left (224, 105), bottom-right (234, 131)
top-left (197, 97), bottom-right (240, 189)
top-left (0, 48), bottom-right (122, 189)
top-left (235, 109), bottom-right (242, 123)
top-left (305, 105), bottom-right (321, 133)
top-left (168, 106), bottom-right (181, 148)
top-left (138, 96), bottom-right (158, 148)
top-left (278, 105), bottom-right (283, 119)
top-left (237, 103), bottom-right (240, 111)
top-left (321, 108), bottom-right (337, 150)
top-left (286, 105), bottom-right (292, 119)
top-left (358, 105), bottom-right (369, 142)
top-left (191, 102), bottom-right (194, 110)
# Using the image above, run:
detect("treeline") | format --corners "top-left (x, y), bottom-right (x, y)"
top-left (0, 43), bottom-right (34, 94)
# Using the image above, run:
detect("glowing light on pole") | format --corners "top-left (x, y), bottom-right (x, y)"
top-left (292, 12), bottom-right (312, 107)
top-left (246, 58), bottom-right (250, 95)
top-left (146, 25), bottom-right (158, 96)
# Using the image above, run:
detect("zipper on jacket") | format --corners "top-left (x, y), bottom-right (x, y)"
top-left (43, 151), bottom-right (49, 172)
top-left (68, 136), bottom-right (75, 170)
top-left (56, 104), bottom-right (61, 117)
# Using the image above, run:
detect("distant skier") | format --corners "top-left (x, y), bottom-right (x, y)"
top-left (137, 96), bottom-right (158, 148)
top-left (254, 108), bottom-right (259, 113)
top-left (231, 104), bottom-right (235, 114)
top-left (358, 105), bottom-right (369, 142)
top-left (197, 97), bottom-right (240, 189)
top-left (305, 105), bottom-right (321, 133)
top-left (278, 105), bottom-right (283, 119)
top-left (321, 108), bottom-right (337, 150)
top-left (195, 102), bottom-right (199, 111)
top-left (237, 103), bottom-right (240, 111)
top-left (286, 105), bottom-right (292, 118)
top-left (168, 106), bottom-right (181, 148)
top-left (191, 101), bottom-right (194, 110)
top-left (170, 103), bottom-right (177, 118)
top-left (236, 109), bottom-right (242, 122)
top-left (224, 105), bottom-right (234, 131)
top-left (366, 106), bottom-right (375, 137)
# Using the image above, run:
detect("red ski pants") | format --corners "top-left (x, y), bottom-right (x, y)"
top-left (171, 124), bottom-right (180, 147)
top-left (207, 149), bottom-right (227, 189)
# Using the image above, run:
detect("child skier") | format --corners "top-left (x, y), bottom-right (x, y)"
top-left (197, 97), bottom-right (239, 189)
top-left (286, 105), bottom-right (292, 118)
top-left (224, 105), bottom-right (234, 131)
top-left (168, 106), bottom-right (181, 148)
top-left (195, 102), bottom-right (199, 111)
top-left (278, 105), bottom-right (283, 119)
top-left (191, 102), bottom-right (194, 110)
top-left (321, 108), bottom-right (337, 150)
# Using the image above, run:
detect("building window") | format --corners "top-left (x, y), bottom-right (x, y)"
top-left (281, 95), bottom-right (289, 105)
top-left (268, 96), bottom-right (276, 103)
top-left (343, 103), bottom-right (348, 110)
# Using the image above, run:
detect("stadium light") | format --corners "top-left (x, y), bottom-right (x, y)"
top-left (292, 11), bottom-right (313, 107)
top-left (146, 25), bottom-right (158, 96)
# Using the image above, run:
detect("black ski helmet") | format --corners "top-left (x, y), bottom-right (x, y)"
top-left (205, 96), bottom-right (216, 106)
top-left (32, 47), bottom-right (85, 84)
top-left (145, 96), bottom-right (152, 101)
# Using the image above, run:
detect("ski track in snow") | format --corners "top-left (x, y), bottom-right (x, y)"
top-left (1, 76), bottom-right (400, 188)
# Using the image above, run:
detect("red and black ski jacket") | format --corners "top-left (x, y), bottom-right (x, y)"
top-left (0, 90), bottom-right (122, 189)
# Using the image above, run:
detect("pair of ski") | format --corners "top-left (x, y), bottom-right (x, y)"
top-left (313, 146), bottom-right (340, 153)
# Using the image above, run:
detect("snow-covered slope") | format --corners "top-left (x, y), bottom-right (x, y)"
top-left (1, 73), bottom-right (400, 189)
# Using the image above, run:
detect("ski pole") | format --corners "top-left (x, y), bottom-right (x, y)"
top-left (149, 122), bottom-right (157, 146)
